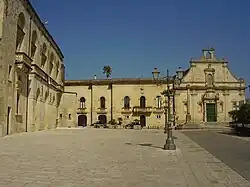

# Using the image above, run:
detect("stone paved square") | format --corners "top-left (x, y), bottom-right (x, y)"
top-left (0, 128), bottom-right (249, 187)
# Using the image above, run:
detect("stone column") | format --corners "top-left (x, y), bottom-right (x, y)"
top-left (186, 85), bottom-right (191, 122)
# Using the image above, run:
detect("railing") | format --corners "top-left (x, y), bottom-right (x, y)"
top-left (153, 107), bottom-right (164, 113)
top-left (133, 106), bottom-right (152, 113)
top-left (121, 107), bottom-right (132, 114)
top-left (76, 107), bottom-right (87, 114)
top-left (96, 108), bottom-right (107, 114)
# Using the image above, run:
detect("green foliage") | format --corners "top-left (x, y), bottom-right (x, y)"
top-left (103, 66), bottom-right (112, 79)
top-left (229, 103), bottom-right (250, 124)
top-left (108, 119), bottom-right (117, 125)
top-left (117, 117), bottom-right (123, 125)
top-left (228, 110), bottom-right (240, 122)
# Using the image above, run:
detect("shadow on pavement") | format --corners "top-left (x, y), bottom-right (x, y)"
top-left (218, 130), bottom-right (250, 137)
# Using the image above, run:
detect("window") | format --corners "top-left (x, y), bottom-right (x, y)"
top-left (100, 97), bottom-right (105, 109)
top-left (206, 52), bottom-right (212, 59)
top-left (8, 65), bottom-right (12, 81)
top-left (140, 96), bottom-right (146, 108)
top-left (124, 96), bottom-right (130, 109)
top-left (30, 30), bottom-right (37, 58)
top-left (41, 43), bottom-right (47, 68)
top-left (80, 97), bottom-right (86, 108)
top-left (68, 114), bottom-right (71, 120)
top-left (16, 93), bottom-right (20, 114)
top-left (49, 53), bottom-right (54, 75)
top-left (60, 114), bottom-right (62, 118)
top-left (16, 13), bottom-right (25, 51)
top-left (156, 96), bottom-right (162, 108)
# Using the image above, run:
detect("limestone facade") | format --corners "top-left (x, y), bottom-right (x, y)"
top-left (61, 49), bottom-right (246, 128)
top-left (0, 0), bottom-right (64, 136)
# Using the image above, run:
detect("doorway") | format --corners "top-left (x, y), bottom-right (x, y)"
top-left (98, 115), bottom-right (107, 124)
top-left (206, 103), bottom-right (217, 122)
top-left (7, 107), bottom-right (11, 135)
top-left (78, 115), bottom-right (87, 127)
top-left (140, 115), bottom-right (146, 127)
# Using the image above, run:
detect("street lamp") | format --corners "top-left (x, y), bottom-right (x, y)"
top-left (152, 68), bottom-right (176, 150)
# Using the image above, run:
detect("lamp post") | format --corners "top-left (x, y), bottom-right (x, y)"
top-left (152, 68), bottom-right (176, 150)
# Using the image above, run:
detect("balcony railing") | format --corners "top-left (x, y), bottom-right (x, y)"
top-left (153, 107), bottom-right (164, 113)
top-left (76, 107), bottom-right (87, 114)
top-left (133, 106), bottom-right (152, 113)
top-left (121, 107), bottom-right (132, 114)
top-left (96, 107), bottom-right (107, 114)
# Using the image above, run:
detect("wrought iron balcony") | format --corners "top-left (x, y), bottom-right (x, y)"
top-left (76, 107), bottom-right (87, 114)
top-left (96, 107), bottom-right (107, 114)
top-left (153, 107), bottom-right (164, 113)
top-left (132, 106), bottom-right (152, 113)
top-left (121, 107), bottom-right (132, 114)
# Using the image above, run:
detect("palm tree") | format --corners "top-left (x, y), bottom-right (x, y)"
top-left (103, 66), bottom-right (112, 79)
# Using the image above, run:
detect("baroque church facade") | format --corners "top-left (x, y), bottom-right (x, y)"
top-left (60, 49), bottom-right (246, 129)
top-left (0, 0), bottom-right (247, 136)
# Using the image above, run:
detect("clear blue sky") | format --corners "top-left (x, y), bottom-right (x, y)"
top-left (30, 0), bottom-right (250, 85)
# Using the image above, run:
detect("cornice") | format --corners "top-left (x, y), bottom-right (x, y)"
top-left (21, 0), bottom-right (64, 60)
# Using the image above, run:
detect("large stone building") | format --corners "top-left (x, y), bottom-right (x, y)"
top-left (0, 0), bottom-right (65, 136)
top-left (61, 48), bottom-right (246, 128)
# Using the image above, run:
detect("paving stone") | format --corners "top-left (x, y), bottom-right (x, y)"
top-left (0, 128), bottom-right (248, 186)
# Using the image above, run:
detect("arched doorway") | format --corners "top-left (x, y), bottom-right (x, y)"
top-left (78, 115), bottom-right (87, 127)
top-left (98, 115), bottom-right (107, 124)
top-left (140, 115), bottom-right (146, 127)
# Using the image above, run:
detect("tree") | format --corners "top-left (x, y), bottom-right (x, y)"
top-left (229, 103), bottom-right (250, 131)
top-left (238, 103), bottom-right (250, 125)
top-left (103, 66), bottom-right (112, 79)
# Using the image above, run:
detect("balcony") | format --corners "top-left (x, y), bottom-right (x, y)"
top-left (121, 107), bottom-right (132, 114)
top-left (133, 106), bottom-right (152, 113)
top-left (96, 108), bottom-right (107, 114)
top-left (15, 52), bottom-right (32, 71)
top-left (153, 107), bottom-right (165, 113)
top-left (76, 107), bottom-right (87, 114)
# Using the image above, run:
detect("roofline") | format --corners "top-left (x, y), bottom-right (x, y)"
top-left (23, 0), bottom-right (64, 60)
top-left (65, 78), bottom-right (173, 86)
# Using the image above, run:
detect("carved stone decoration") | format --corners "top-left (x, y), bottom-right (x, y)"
top-left (202, 91), bottom-right (219, 101)
top-left (219, 101), bottom-right (223, 113)
top-left (197, 101), bottom-right (203, 113)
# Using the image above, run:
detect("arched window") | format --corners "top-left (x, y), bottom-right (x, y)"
top-left (206, 74), bottom-right (213, 86)
top-left (140, 96), bottom-right (146, 108)
top-left (41, 43), bottom-right (47, 68)
top-left (80, 97), bottom-right (86, 108)
top-left (206, 52), bottom-right (212, 59)
top-left (30, 30), bottom-right (37, 58)
top-left (100, 97), bottom-right (105, 109)
top-left (16, 13), bottom-right (26, 51)
top-left (156, 96), bottom-right (162, 108)
top-left (124, 96), bottom-right (130, 109)
top-left (49, 52), bottom-right (54, 75)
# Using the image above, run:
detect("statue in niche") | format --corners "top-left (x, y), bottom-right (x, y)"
top-left (197, 102), bottom-right (202, 113)
top-left (206, 74), bottom-right (213, 86)
top-left (219, 102), bottom-right (223, 113)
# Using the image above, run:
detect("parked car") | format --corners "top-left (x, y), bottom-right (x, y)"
top-left (91, 121), bottom-right (109, 128)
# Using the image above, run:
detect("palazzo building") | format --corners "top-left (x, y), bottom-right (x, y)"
top-left (0, 0), bottom-right (65, 136)
top-left (60, 48), bottom-right (246, 128)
